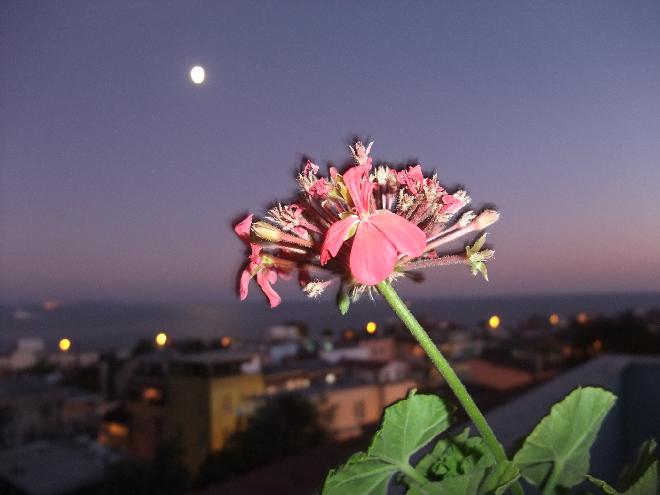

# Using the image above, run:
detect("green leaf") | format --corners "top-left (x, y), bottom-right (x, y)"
top-left (620, 439), bottom-right (658, 492)
top-left (513, 386), bottom-right (617, 492)
top-left (466, 235), bottom-right (492, 281)
top-left (412, 429), bottom-right (519, 495)
top-left (322, 452), bottom-right (395, 494)
top-left (370, 392), bottom-right (453, 468)
top-left (625, 461), bottom-right (659, 495)
top-left (322, 392), bottom-right (453, 495)
top-left (469, 233), bottom-right (488, 254)
top-left (408, 462), bottom-right (518, 495)
top-left (415, 428), bottom-right (489, 479)
top-left (586, 440), bottom-right (659, 495)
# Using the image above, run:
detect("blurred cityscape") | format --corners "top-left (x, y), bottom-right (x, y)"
top-left (0, 299), bottom-right (659, 495)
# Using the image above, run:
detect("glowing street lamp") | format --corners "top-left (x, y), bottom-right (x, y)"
top-left (59, 338), bottom-right (71, 352)
top-left (155, 332), bottom-right (168, 347)
top-left (366, 321), bottom-right (377, 334)
top-left (577, 312), bottom-right (589, 325)
top-left (220, 336), bottom-right (232, 348)
top-left (549, 313), bottom-right (560, 326)
top-left (488, 315), bottom-right (501, 330)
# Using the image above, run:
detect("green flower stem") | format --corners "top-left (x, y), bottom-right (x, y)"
top-left (377, 281), bottom-right (524, 495)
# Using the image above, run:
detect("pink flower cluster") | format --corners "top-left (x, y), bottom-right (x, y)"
top-left (235, 142), bottom-right (499, 308)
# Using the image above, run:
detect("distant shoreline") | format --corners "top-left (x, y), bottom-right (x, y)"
top-left (1, 292), bottom-right (658, 353)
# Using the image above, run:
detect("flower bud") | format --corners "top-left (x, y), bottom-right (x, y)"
top-left (473, 210), bottom-right (500, 230)
top-left (252, 221), bottom-right (283, 242)
top-left (458, 210), bottom-right (476, 227)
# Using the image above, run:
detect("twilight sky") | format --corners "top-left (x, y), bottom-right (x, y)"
top-left (1, 1), bottom-right (659, 303)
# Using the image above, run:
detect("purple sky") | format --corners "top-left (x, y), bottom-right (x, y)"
top-left (1, 1), bottom-right (659, 303)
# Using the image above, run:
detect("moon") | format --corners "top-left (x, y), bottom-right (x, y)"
top-left (190, 65), bottom-right (205, 84)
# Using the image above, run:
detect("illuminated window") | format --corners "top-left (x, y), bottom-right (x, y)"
top-left (107, 422), bottom-right (128, 437)
top-left (142, 387), bottom-right (162, 402)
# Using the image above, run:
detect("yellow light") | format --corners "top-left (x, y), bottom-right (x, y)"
top-left (155, 332), bottom-right (167, 347)
top-left (59, 338), bottom-right (71, 352)
top-left (366, 321), bottom-right (377, 334)
top-left (220, 336), bottom-right (232, 347)
top-left (488, 315), bottom-right (501, 330)
top-left (549, 313), bottom-right (560, 326)
top-left (577, 312), bottom-right (588, 325)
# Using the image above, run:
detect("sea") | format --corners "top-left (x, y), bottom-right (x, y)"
top-left (0, 292), bottom-right (658, 352)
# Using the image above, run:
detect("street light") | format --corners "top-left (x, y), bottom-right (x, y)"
top-left (155, 332), bottom-right (168, 347)
top-left (488, 315), bottom-right (501, 330)
top-left (59, 338), bottom-right (71, 352)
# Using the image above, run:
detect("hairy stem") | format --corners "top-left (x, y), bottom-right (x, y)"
top-left (399, 254), bottom-right (467, 270)
top-left (376, 281), bottom-right (524, 495)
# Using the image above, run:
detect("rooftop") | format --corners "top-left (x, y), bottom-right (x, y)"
top-left (171, 350), bottom-right (257, 365)
top-left (0, 375), bottom-right (97, 400)
top-left (0, 441), bottom-right (105, 495)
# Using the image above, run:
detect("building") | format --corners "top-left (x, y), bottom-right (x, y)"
top-left (165, 351), bottom-right (265, 474)
top-left (340, 358), bottom-right (410, 384)
top-left (263, 360), bottom-right (343, 395)
top-left (309, 378), bottom-right (417, 441)
top-left (99, 350), bottom-right (173, 458)
top-left (0, 376), bottom-right (99, 448)
top-left (0, 339), bottom-right (46, 373)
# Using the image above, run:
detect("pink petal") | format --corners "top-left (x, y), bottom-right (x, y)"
top-left (349, 222), bottom-right (398, 285)
top-left (303, 161), bottom-right (319, 174)
top-left (309, 178), bottom-right (330, 198)
top-left (238, 267), bottom-right (252, 300)
top-left (369, 210), bottom-right (427, 258)
top-left (234, 214), bottom-right (253, 244)
top-left (396, 165), bottom-right (424, 194)
top-left (320, 215), bottom-right (359, 265)
top-left (342, 165), bottom-right (373, 216)
top-left (440, 194), bottom-right (464, 214)
top-left (256, 269), bottom-right (281, 308)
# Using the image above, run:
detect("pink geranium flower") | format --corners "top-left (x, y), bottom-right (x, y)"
top-left (234, 214), bottom-right (283, 308)
top-left (320, 165), bottom-right (426, 285)
top-left (233, 140), bottom-right (499, 310)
